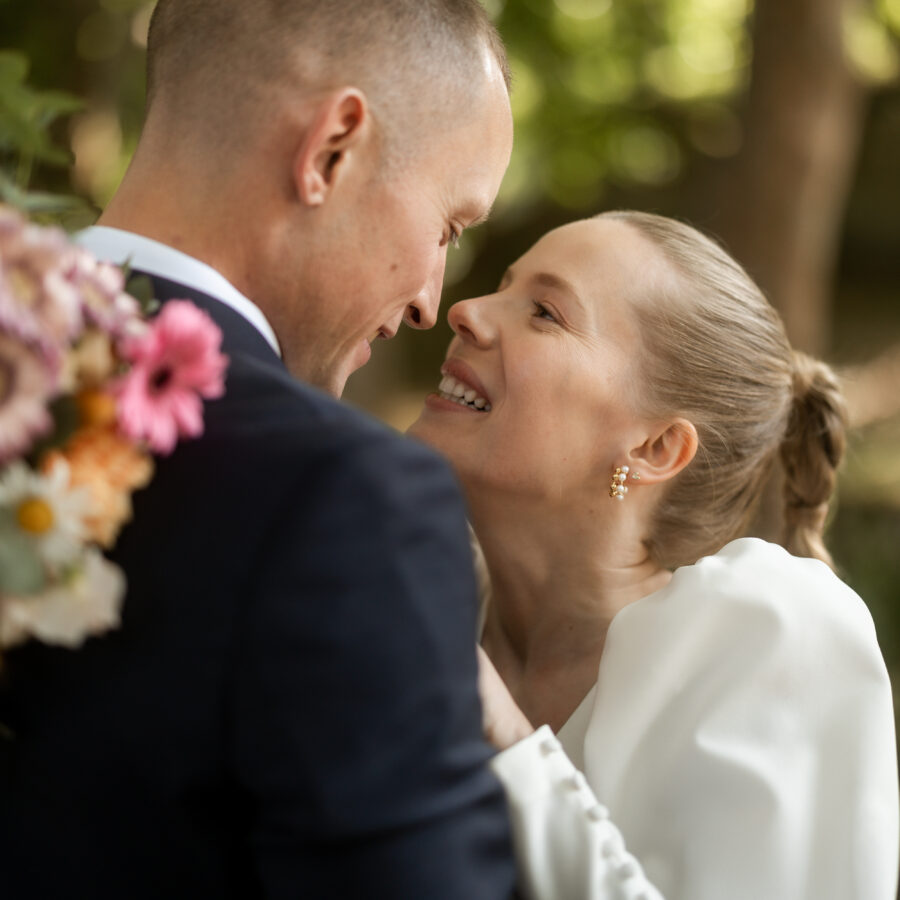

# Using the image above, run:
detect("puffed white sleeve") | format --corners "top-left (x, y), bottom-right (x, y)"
top-left (489, 539), bottom-right (899, 900)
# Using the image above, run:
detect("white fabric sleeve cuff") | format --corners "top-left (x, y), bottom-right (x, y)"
top-left (490, 725), bottom-right (665, 900)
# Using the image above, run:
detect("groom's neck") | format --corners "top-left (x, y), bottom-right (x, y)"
top-left (99, 140), bottom-right (268, 300)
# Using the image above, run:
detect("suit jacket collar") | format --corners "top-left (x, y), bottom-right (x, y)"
top-left (139, 271), bottom-right (285, 368)
top-left (74, 226), bottom-right (282, 358)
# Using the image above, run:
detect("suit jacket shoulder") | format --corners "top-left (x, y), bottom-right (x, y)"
top-left (0, 280), bottom-right (515, 900)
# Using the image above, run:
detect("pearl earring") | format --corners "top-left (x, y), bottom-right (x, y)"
top-left (609, 466), bottom-right (640, 500)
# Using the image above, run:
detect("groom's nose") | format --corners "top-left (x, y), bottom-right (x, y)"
top-left (404, 257), bottom-right (446, 330)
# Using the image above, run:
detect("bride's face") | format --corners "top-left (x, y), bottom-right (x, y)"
top-left (409, 218), bottom-right (662, 500)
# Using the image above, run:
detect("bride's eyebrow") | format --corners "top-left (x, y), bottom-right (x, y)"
top-left (499, 267), bottom-right (586, 313)
top-left (520, 269), bottom-right (585, 311)
top-left (529, 271), bottom-right (580, 305)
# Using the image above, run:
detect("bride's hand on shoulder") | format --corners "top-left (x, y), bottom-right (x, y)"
top-left (476, 645), bottom-right (535, 751)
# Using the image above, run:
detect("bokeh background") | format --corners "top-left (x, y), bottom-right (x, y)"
top-left (2, 0), bottom-right (899, 822)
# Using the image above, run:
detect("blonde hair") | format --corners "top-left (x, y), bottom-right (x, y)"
top-left (599, 211), bottom-right (847, 570)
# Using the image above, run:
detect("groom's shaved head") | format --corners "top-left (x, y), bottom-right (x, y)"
top-left (145, 0), bottom-right (510, 163)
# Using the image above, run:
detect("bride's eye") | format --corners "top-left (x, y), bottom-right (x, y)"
top-left (532, 300), bottom-right (557, 323)
top-left (442, 226), bottom-right (461, 249)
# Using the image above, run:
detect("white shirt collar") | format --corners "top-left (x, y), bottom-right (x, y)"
top-left (74, 226), bottom-right (282, 358)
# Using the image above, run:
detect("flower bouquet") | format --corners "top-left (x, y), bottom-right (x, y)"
top-left (0, 206), bottom-right (227, 657)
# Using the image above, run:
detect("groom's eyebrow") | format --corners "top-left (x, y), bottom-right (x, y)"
top-left (466, 204), bottom-right (494, 228)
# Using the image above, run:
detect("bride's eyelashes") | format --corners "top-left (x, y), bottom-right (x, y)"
top-left (531, 300), bottom-right (559, 324)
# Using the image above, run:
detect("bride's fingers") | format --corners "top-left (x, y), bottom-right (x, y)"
top-left (476, 645), bottom-right (535, 750)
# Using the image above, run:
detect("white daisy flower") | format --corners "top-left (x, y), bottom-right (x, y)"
top-left (0, 460), bottom-right (90, 570)
top-left (0, 548), bottom-right (125, 649)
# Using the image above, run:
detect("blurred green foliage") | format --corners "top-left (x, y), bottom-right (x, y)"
top-left (0, 49), bottom-right (90, 217)
top-left (495, 0), bottom-right (752, 212)
top-left (487, 0), bottom-right (899, 218)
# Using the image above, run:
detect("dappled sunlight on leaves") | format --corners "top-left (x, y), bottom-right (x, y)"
top-left (844, 7), bottom-right (900, 84)
top-left (495, 0), bottom-right (754, 220)
top-left (70, 108), bottom-right (125, 206)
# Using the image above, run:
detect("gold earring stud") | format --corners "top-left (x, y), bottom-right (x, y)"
top-left (609, 466), bottom-right (629, 500)
top-left (609, 466), bottom-right (641, 499)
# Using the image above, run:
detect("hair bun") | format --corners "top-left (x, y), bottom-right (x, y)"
top-left (790, 352), bottom-right (847, 467)
top-left (781, 352), bottom-right (848, 568)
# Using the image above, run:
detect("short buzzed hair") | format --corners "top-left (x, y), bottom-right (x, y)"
top-left (145, 0), bottom-right (509, 164)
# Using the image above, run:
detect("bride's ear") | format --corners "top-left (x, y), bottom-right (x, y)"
top-left (293, 88), bottom-right (369, 207)
top-left (627, 418), bottom-right (698, 485)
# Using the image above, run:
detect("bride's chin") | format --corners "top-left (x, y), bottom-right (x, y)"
top-left (407, 414), bottom-right (456, 456)
top-left (407, 413), bottom-right (437, 443)
top-left (406, 407), bottom-right (426, 430)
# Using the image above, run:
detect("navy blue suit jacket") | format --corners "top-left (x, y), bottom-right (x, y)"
top-left (0, 277), bottom-right (515, 898)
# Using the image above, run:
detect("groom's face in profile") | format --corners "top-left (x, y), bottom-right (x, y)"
top-left (134, 0), bottom-right (513, 398)
top-left (277, 55), bottom-right (514, 397)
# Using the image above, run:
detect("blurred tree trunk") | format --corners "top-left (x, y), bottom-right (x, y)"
top-left (841, 345), bottom-right (900, 428)
top-left (716, 0), bottom-right (867, 356)
top-left (713, 0), bottom-right (869, 541)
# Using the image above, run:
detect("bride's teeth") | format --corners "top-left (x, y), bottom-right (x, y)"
top-left (436, 371), bottom-right (490, 411)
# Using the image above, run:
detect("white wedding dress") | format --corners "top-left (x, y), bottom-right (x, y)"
top-left (487, 538), bottom-right (899, 900)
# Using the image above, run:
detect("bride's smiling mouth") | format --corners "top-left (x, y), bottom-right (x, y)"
top-left (428, 359), bottom-right (492, 412)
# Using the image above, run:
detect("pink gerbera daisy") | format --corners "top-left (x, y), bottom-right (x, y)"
top-left (0, 332), bottom-right (54, 464)
top-left (114, 301), bottom-right (228, 455)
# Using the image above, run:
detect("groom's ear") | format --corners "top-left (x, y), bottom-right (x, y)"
top-left (627, 418), bottom-right (698, 485)
top-left (293, 88), bottom-right (369, 207)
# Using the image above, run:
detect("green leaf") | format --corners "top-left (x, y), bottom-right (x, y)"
top-left (26, 396), bottom-right (82, 465)
top-left (0, 102), bottom-right (45, 153)
top-left (28, 143), bottom-right (73, 167)
top-left (0, 169), bottom-right (92, 218)
top-left (124, 273), bottom-right (158, 315)
top-left (19, 191), bottom-right (89, 214)
top-left (0, 57), bottom-right (83, 175)
top-left (0, 52), bottom-right (28, 87)
top-left (35, 90), bottom-right (84, 115)
top-left (0, 168), bottom-right (28, 207)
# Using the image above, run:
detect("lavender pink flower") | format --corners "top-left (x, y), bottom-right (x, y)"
top-left (0, 214), bottom-right (84, 353)
top-left (67, 248), bottom-right (142, 339)
top-left (0, 332), bottom-right (54, 464)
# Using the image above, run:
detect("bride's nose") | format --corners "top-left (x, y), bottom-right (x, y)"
top-left (447, 295), bottom-right (496, 348)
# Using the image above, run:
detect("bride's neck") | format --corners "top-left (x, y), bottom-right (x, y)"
top-left (470, 489), bottom-right (671, 729)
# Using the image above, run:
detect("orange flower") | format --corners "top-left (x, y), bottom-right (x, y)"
top-left (43, 426), bottom-right (154, 548)
top-left (75, 388), bottom-right (118, 429)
